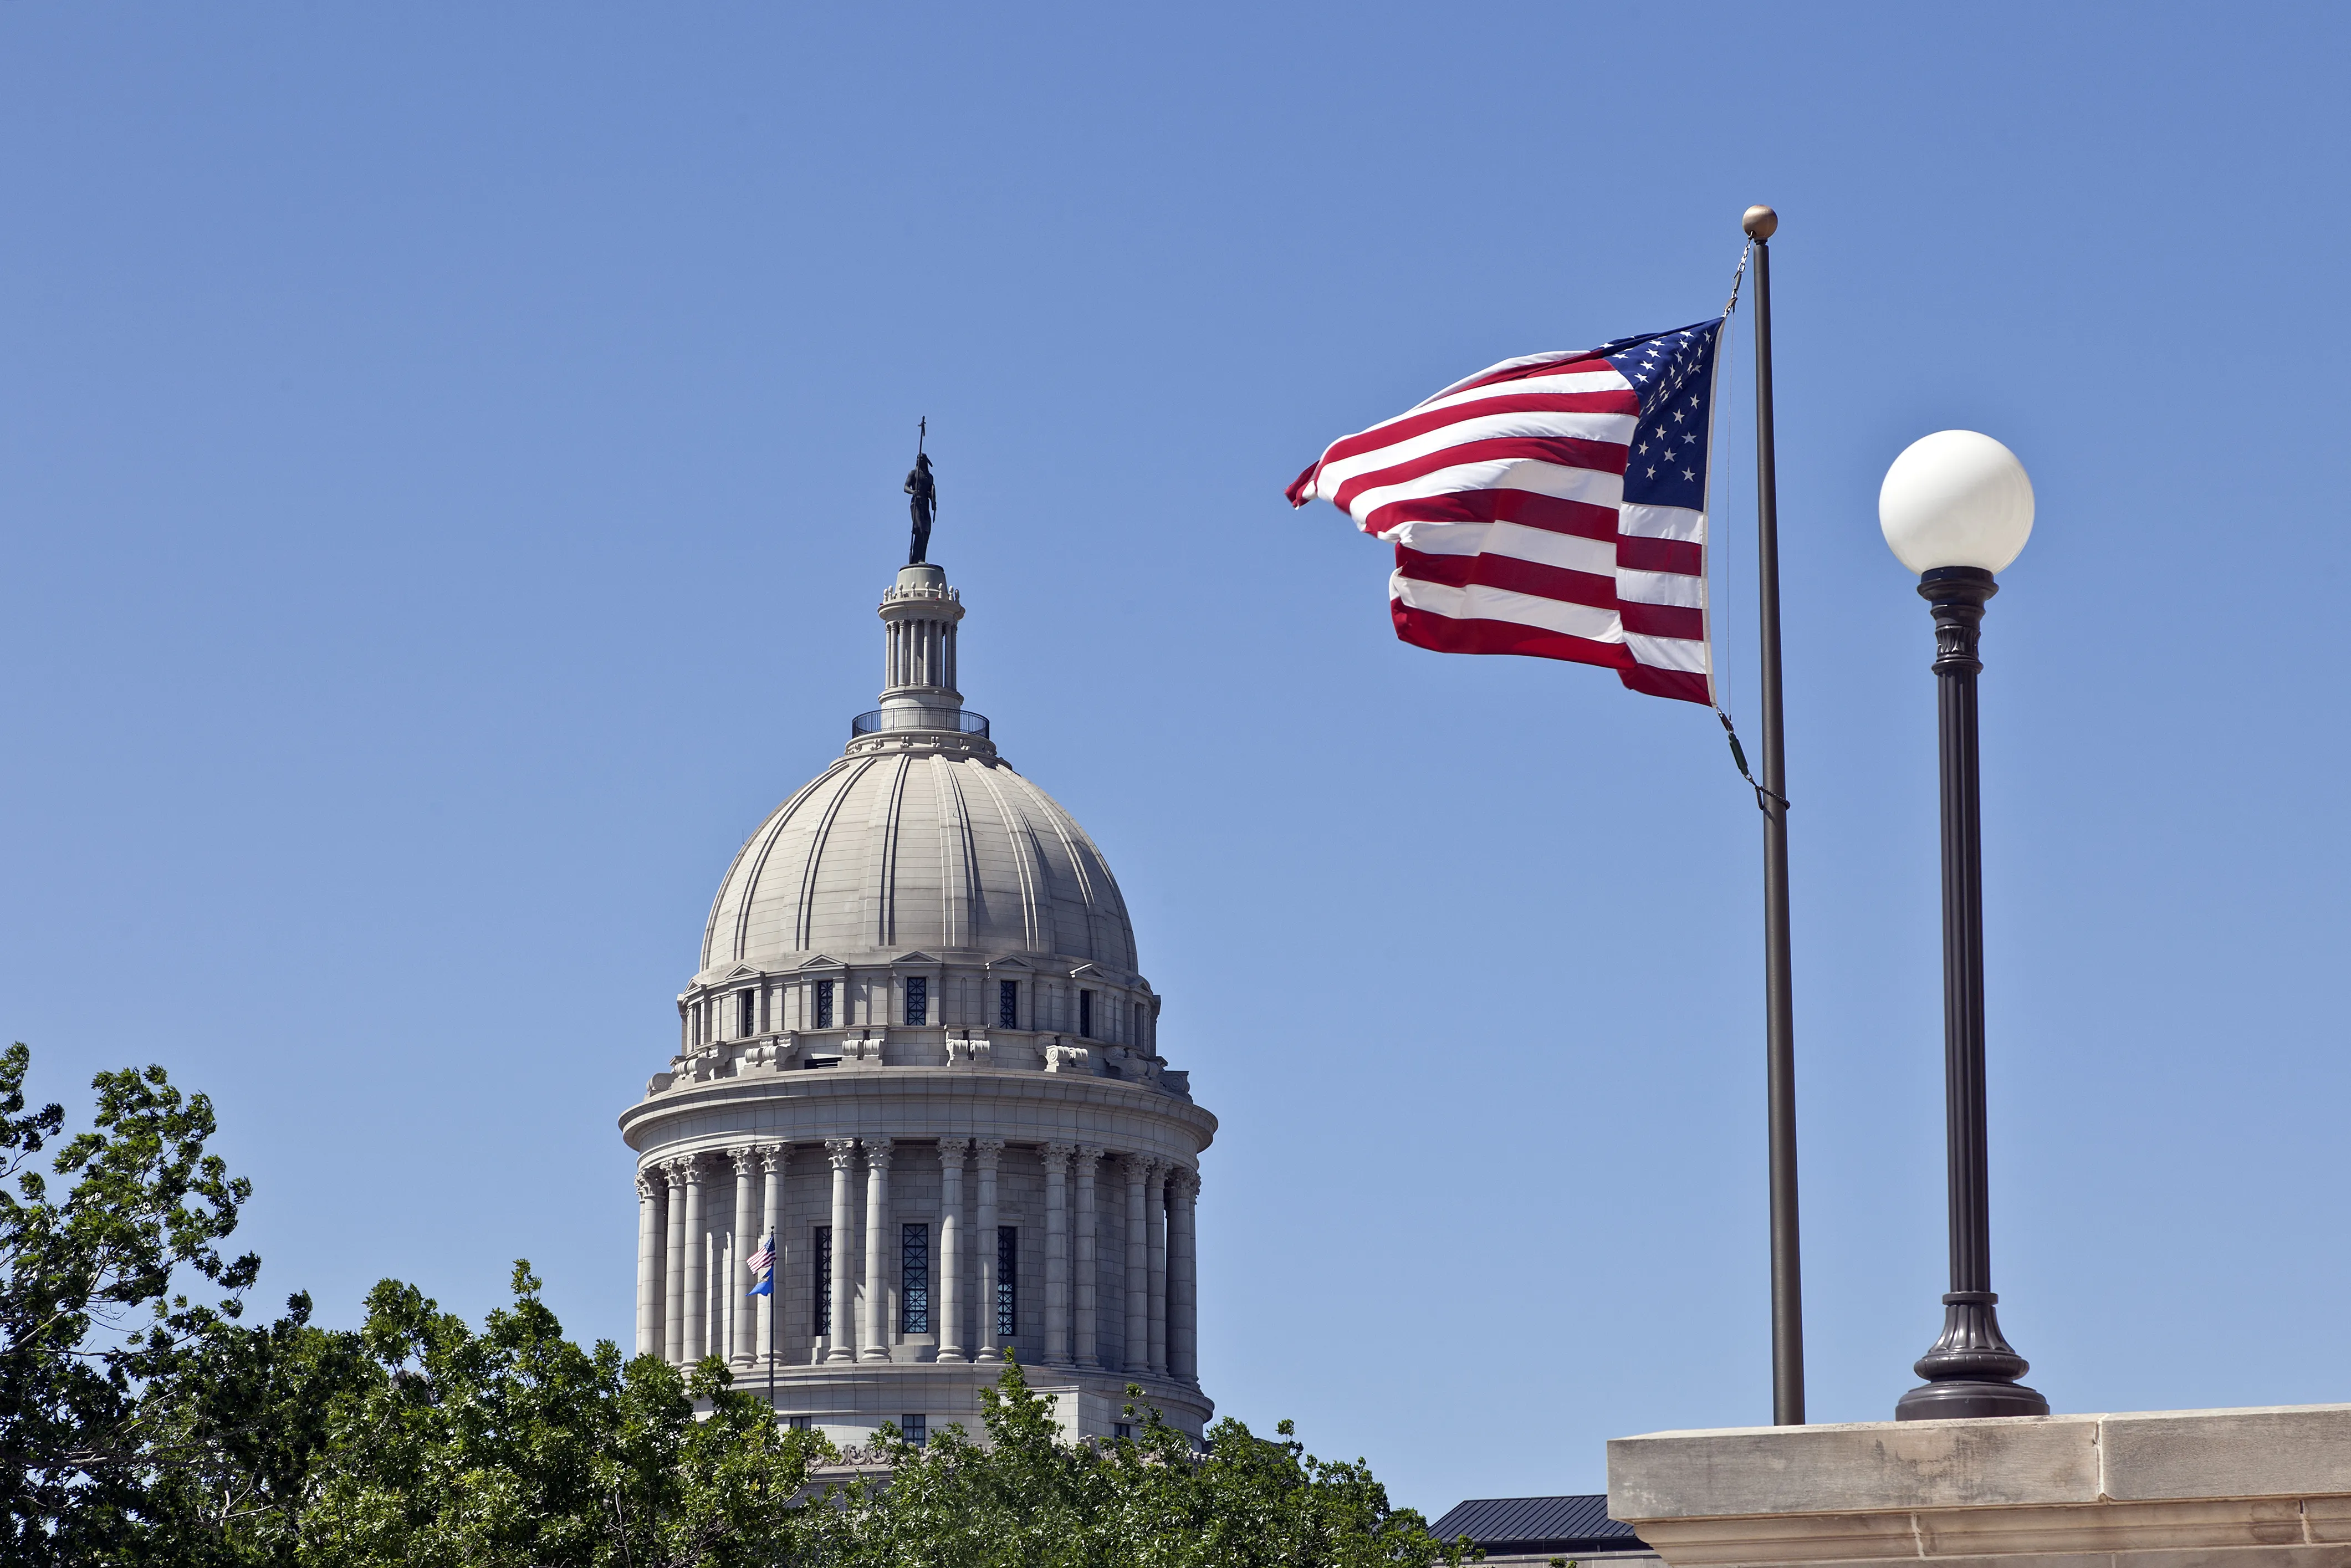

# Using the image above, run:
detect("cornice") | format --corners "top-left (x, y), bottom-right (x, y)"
top-left (623, 1064), bottom-right (1213, 1133)
top-left (686, 950), bottom-right (1148, 990)
top-left (619, 1065), bottom-right (1217, 1152)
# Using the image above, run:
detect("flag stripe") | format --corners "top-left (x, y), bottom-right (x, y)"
top-left (1311, 396), bottom-right (1639, 474)
top-left (1351, 459), bottom-right (1624, 533)
top-left (1328, 436), bottom-right (1631, 514)
top-left (1394, 603), bottom-right (1626, 667)
top-left (1396, 547), bottom-right (1619, 611)
top-left (1393, 573), bottom-right (1622, 643)
top-left (1389, 519), bottom-right (1616, 575)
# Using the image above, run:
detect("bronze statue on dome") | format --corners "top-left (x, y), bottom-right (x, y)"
top-left (904, 418), bottom-right (937, 565)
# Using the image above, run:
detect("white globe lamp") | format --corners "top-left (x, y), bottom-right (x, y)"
top-left (1878, 430), bottom-right (2034, 575)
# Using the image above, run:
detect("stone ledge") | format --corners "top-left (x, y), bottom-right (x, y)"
top-left (2102, 1408), bottom-right (2351, 1503)
top-left (1611, 1414), bottom-right (2103, 1519)
top-left (1608, 1405), bottom-right (2351, 1568)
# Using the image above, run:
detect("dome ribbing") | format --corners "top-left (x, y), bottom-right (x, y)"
top-left (698, 748), bottom-right (1137, 979)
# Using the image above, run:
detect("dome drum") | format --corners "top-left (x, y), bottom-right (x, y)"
top-left (668, 954), bottom-right (1174, 1092)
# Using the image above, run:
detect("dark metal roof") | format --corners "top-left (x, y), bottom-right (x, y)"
top-left (1427, 1494), bottom-right (1645, 1553)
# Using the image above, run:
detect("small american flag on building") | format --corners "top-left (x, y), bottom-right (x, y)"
top-left (746, 1234), bottom-right (774, 1297)
top-left (1287, 319), bottom-right (1725, 705)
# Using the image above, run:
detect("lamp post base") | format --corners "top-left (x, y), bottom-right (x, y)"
top-left (1895, 1378), bottom-right (2050, 1421)
top-left (1897, 1293), bottom-right (2048, 1421)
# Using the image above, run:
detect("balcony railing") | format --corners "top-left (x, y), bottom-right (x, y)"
top-left (851, 706), bottom-right (991, 739)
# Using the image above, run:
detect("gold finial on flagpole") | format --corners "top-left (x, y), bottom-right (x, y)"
top-left (1743, 205), bottom-right (1779, 241)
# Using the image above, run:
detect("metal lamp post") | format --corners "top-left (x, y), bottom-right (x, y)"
top-left (1880, 431), bottom-right (2050, 1422)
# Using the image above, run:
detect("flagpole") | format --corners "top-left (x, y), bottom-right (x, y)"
top-left (1744, 203), bottom-right (1805, 1427)
top-left (766, 1234), bottom-right (778, 1420)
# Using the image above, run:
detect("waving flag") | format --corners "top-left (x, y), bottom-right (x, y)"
top-left (746, 1234), bottom-right (774, 1298)
top-left (1287, 320), bottom-right (1725, 704)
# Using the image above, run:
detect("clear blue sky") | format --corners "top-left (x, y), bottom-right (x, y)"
top-left (4, 1), bottom-right (2347, 1516)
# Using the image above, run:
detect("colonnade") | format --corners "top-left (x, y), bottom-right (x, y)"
top-left (634, 1138), bottom-right (1199, 1384)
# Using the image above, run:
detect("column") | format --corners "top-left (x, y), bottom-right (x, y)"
top-left (635, 1169), bottom-right (666, 1359)
top-left (1146, 1161), bottom-right (1167, 1376)
top-left (1124, 1156), bottom-right (1155, 1373)
top-left (663, 1160), bottom-right (689, 1363)
top-left (937, 1137), bottom-right (969, 1363)
top-left (824, 1138), bottom-right (858, 1362)
top-left (1074, 1146), bottom-right (1103, 1369)
top-left (1168, 1166), bottom-right (1199, 1387)
top-left (861, 1140), bottom-right (895, 1361)
top-left (1042, 1143), bottom-right (1072, 1366)
top-left (974, 1140), bottom-right (1003, 1362)
top-left (759, 1145), bottom-right (788, 1371)
top-left (681, 1156), bottom-right (708, 1364)
top-left (729, 1146), bottom-right (760, 1367)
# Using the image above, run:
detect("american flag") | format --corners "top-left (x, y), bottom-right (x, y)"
top-left (745, 1234), bottom-right (774, 1297)
top-left (1287, 319), bottom-right (1725, 705)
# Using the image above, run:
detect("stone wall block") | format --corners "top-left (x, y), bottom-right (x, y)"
top-left (1609, 1417), bottom-right (2103, 1521)
top-left (1609, 1405), bottom-right (2351, 1568)
top-left (2101, 1406), bottom-right (2351, 1502)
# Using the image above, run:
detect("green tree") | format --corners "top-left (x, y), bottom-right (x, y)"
top-left (120, 1292), bottom-right (372, 1566)
top-left (300, 1264), bottom-right (824, 1568)
top-left (806, 1356), bottom-right (1473, 1568)
top-left (0, 1043), bottom-right (268, 1564)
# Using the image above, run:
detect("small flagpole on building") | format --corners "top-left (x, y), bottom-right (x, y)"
top-left (766, 1234), bottom-right (778, 1421)
top-left (1744, 203), bottom-right (1806, 1427)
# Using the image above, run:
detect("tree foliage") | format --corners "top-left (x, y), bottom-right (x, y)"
top-left (0, 1041), bottom-right (268, 1562)
top-left (301, 1266), bottom-right (819, 1568)
top-left (0, 1046), bottom-right (1472, 1567)
top-left (804, 1356), bottom-right (1471, 1567)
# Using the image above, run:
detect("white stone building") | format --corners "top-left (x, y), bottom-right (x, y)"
top-left (619, 555), bottom-right (1214, 1446)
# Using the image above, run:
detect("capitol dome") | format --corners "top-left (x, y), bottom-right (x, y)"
top-left (698, 732), bottom-right (1140, 983)
top-left (620, 545), bottom-right (1214, 1450)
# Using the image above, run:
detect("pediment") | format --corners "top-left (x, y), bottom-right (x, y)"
top-left (892, 951), bottom-right (941, 966)
top-left (1069, 962), bottom-right (1107, 979)
top-left (719, 963), bottom-right (760, 982)
top-left (795, 954), bottom-right (848, 973)
top-left (985, 957), bottom-right (1035, 972)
